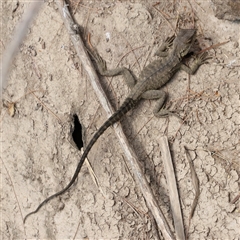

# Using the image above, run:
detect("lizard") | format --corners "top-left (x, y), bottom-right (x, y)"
top-left (24, 28), bottom-right (208, 223)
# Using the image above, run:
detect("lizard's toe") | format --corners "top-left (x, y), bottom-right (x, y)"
top-left (165, 35), bottom-right (175, 47)
top-left (200, 52), bottom-right (211, 62)
top-left (91, 50), bottom-right (107, 72)
top-left (196, 52), bottom-right (211, 65)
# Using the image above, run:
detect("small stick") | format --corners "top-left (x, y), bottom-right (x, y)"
top-left (231, 193), bottom-right (240, 204)
top-left (197, 40), bottom-right (229, 54)
top-left (160, 136), bottom-right (185, 240)
top-left (184, 146), bottom-right (200, 238)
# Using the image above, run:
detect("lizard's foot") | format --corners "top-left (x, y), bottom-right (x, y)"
top-left (154, 108), bottom-right (183, 120)
top-left (195, 52), bottom-right (211, 65)
top-left (154, 34), bottom-right (175, 57)
top-left (90, 48), bottom-right (108, 74)
top-left (165, 35), bottom-right (175, 48)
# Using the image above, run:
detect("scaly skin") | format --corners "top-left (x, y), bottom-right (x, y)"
top-left (24, 29), bottom-right (208, 223)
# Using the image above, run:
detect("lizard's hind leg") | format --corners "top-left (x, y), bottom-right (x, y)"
top-left (90, 48), bottom-right (137, 89)
top-left (141, 90), bottom-right (178, 118)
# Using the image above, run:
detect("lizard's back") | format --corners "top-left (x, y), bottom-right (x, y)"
top-left (130, 54), bottom-right (180, 100)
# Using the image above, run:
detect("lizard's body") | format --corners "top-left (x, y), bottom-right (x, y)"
top-left (24, 29), bottom-right (208, 222)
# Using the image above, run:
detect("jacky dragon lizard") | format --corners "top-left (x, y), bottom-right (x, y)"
top-left (24, 28), bottom-right (208, 223)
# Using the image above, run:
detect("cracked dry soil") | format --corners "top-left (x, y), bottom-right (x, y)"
top-left (1, 1), bottom-right (239, 239)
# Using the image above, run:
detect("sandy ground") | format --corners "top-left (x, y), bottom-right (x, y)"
top-left (1, 0), bottom-right (239, 239)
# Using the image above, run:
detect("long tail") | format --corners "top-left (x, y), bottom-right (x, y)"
top-left (24, 97), bottom-right (136, 223)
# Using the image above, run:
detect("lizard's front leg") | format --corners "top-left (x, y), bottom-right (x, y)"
top-left (154, 35), bottom-right (175, 57)
top-left (90, 48), bottom-right (137, 89)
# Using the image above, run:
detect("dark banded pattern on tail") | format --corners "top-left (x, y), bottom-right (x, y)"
top-left (24, 97), bottom-right (136, 223)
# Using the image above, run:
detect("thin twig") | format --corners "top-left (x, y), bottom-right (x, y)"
top-left (197, 40), bottom-right (229, 54)
top-left (31, 92), bottom-right (62, 123)
top-left (160, 136), bottom-right (185, 240)
top-left (184, 146), bottom-right (200, 238)
top-left (117, 45), bottom-right (145, 68)
top-left (230, 193), bottom-right (240, 204)
top-left (153, 4), bottom-right (176, 34)
top-left (120, 34), bottom-right (142, 72)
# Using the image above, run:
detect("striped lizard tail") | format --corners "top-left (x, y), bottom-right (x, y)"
top-left (24, 97), bottom-right (136, 223)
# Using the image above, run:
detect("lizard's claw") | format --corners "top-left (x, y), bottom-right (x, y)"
top-left (169, 110), bottom-right (184, 121)
top-left (155, 108), bottom-right (183, 121)
top-left (89, 48), bottom-right (108, 73)
top-left (165, 35), bottom-right (175, 49)
top-left (196, 52), bottom-right (211, 65)
top-left (154, 34), bottom-right (175, 56)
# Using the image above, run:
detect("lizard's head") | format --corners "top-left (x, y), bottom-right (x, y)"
top-left (173, 29), bottom-right (196, 58)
